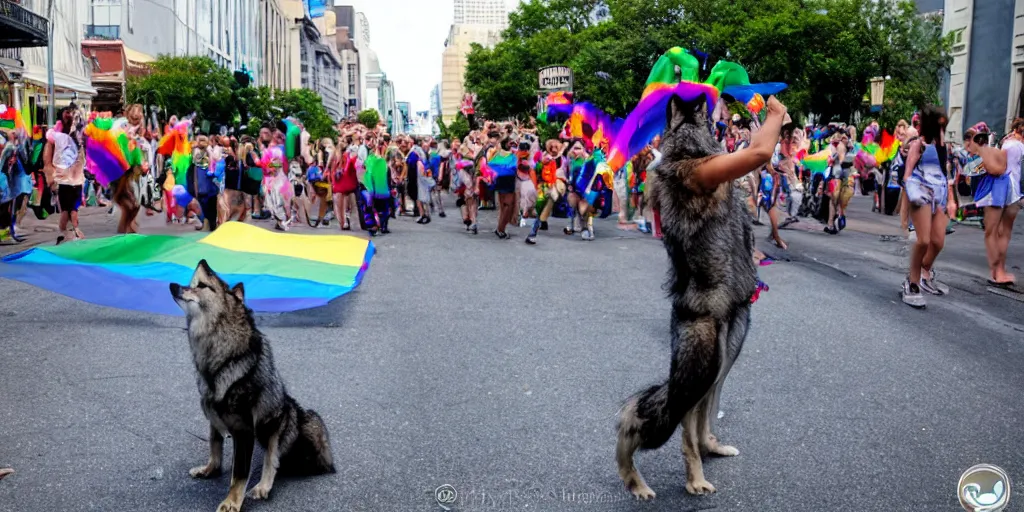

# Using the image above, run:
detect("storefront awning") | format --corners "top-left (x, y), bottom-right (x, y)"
top-left (21, 69), bottom-right (98, 97)
top-left (0, 1), bottom-right (48, 49)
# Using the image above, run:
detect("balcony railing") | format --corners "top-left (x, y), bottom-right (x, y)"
top-left (0, 0), bottom-right (48, 49)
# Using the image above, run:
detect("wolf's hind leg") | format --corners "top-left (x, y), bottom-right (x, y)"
top-left (616, 397), bottom-right (658, 500)
top-left (190, 424), bottom-right (223, 478)
top-left (683, 403), bottom-right (716, 495)
top-left (698, 386), bottom-right (739, 456)
top-left (700, 306), bottom-right (749, 457)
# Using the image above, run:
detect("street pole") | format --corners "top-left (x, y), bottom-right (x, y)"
top-left (46, 0), bottom-right (55, 127)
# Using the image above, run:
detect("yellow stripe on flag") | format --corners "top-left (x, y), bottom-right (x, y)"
top-left (197, 222), bottom-right (370, 268)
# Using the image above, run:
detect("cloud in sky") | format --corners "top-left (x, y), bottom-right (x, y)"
top-left (337, 0), bottom-right (519, 113)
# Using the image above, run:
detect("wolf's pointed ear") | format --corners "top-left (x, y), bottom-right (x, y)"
top-left (231, 282), bottom-right (245, 302)
top-left (667, 94), bottom-right (689, 133)
top-left (196, 259), bottom-right (212, 274)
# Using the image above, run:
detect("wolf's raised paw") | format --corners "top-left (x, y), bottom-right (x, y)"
top-left (189, 465), bottom-right (220, 479)
top-left (249, 483), bottom-right (272, 500)
top-left (629, 484), bottom-right (656, 500)
top-left (215, 499), bottom-right (240, 512)
top-left (686, 479), bottom-right (716, 495)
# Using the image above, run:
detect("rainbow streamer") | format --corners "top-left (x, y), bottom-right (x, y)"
top-left (363, 153), bottom-right (390, 199)
top-left (0, 222), bottom-right (375, 316)
top-left (875, 130), bottom-right (899, 164)
top-left (606, 80), bottom-right (720, 170)
top-left (545, 91), bottom-right (574, 119)
top-left (0, 105), bottom-right (27, 133)
top-left (84, 117), bottom-right (137, 187)
top-left (157, 119), bottom-right (192, 188)
top-left (800, 149), bottom-right (832, 175)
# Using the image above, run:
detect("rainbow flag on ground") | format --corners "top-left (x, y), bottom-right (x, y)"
top-left (0, 222), bottom-right (375, 315)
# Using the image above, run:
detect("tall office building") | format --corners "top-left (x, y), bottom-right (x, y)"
top-left (441, 1), bottom-right (508, 122)
top-left (453, 0), bottom-right (509, 28)
top-left (940, 0), bottom-right (1024, 140)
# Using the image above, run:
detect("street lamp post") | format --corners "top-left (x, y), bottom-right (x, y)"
top-left (869, 75), bottom-right (891, 114)
top-left (46, 0), bottom-right (55, 127)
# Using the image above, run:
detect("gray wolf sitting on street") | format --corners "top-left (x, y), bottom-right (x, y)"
top-left (171, 260), bottom-right (335, 512)
top-left (616, 92), bottom-right (784, 499)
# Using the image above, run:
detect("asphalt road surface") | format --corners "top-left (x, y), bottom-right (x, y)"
top-left (2, 196), bottom-right (1023, 511)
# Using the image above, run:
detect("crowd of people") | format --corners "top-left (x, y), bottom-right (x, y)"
top-left (1, 100), bottom-right (1020, 310)
top-left (721, 106), bottom-right (1023, 308)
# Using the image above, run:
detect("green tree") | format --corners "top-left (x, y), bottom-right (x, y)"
top-left (438, 112), bottom-right (471, 142)
top-left (357, 109), bottom-right (381, 130)
top-left (465, 0), bottom-right (950, 127)
top-left (272, 89), bottom-right (337, 140)
top-left (126, 56), bottom-right (236, 127)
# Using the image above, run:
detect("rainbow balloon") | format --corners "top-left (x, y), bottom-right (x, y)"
top-left (0, 222), bottom-right (375, 315)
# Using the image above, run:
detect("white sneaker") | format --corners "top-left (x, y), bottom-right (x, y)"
top-left (901, 279), bottom-right (926, 308)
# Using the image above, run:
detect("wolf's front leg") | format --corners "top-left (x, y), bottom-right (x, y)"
top-left (217, 431), bottom-right (254, 512)
top-left (248, 429), bottom-right (281, 500)
top-left (190, 424), bottom-right (223, 479)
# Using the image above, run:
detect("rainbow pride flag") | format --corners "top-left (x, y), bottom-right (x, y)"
top-left (800, 149), bottom-right (832, 175)
top-left (0, 222), bottom-right (375, 315)
top-left (487, 152), bottom-right (518, 178)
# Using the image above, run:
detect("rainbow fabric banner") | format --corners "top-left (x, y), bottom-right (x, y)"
top-left (0, 105), bottom-right (27, 133)
top-left (0, 222), bottom-right (375, 315)
top-left (487, 152), bottom-right (518, 178)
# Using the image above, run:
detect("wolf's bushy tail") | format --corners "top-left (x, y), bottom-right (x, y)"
top-left (281, 408), bottom-right (336, 475)
top-left (617, 322), bottom-right (722, 456)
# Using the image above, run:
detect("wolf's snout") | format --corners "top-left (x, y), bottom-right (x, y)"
top-left (169, 282), bottom-right (182, 298)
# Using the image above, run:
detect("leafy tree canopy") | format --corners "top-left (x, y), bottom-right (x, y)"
top-left (357, 109), bottom-right (381, 130)
top-left (464, 0), bottom-right (951, 126)
top-left (127, 56), bottom-right (338, 140)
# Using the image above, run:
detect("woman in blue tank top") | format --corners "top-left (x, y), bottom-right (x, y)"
top-left (900, 106), bottom-right (956, 308)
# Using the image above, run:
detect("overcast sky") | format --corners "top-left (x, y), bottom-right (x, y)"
top-left (338, 0), bottom-right (520, 113)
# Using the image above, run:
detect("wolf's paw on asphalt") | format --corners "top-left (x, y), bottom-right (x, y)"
top-left (249, 483), bottom-right (272, 500)
top-left (189, 465), bottom-right (220, 479)
top-left (629, 484), bottom-right (656, 500)
top-left (215, 499), bottom-right (241, 512)
top-left (686, 479), bottom-right (716, 495)
top-left (710, 444), bottom-right (739, 457)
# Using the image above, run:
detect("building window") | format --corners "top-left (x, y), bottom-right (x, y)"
top-left (86, 25), bottom-right (120, 39)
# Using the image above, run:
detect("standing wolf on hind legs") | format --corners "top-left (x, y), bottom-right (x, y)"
top-left (615, 88), bottom-right (787, 498)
